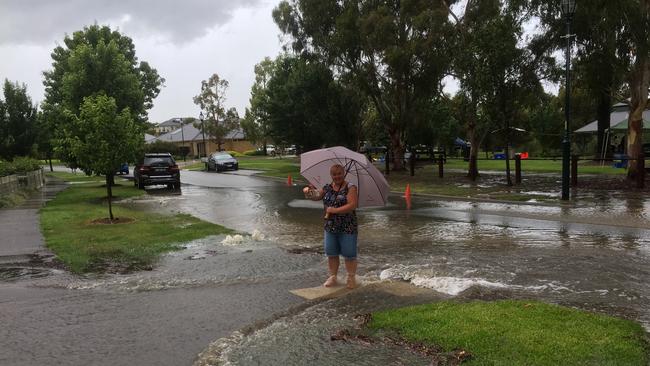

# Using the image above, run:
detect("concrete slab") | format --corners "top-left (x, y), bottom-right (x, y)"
top-left (0, 209), bottom-right (44, 256)
top-left (290, 278), bottom-right (366, 300)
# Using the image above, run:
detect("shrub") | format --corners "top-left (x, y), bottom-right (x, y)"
top-left (244, 149), bottom-right (265, 156)
top-left (12, 157), bottom-right (41, 173)
top-left (226, 150), bottom-right (245, 157)
top-left (0, 160), bottom-right (12, 176)
top-left (0, 157), bottom-right (42, 177)
top-left (144, 140), bottom-right (180, 156)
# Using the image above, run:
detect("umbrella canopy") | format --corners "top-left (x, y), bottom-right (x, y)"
top-left (300, 146), bottom-right (389, 207)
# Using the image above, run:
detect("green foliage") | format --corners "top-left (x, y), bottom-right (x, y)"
top-left (63, 95), bottom-right (142, 176)
top-left (43, 24), bottom-right (164, 121)
top-left (0, 157), bottom-right (42, 177)
top-left (43, 24), bottom-right (163, 169)
top-left (273, 0), bottom-right (455, 168)
top-left (144, 140), bottom-right (179, 156)
top-left (256, 55), bottom-right (362, 151)
top-left (242, 57), bottom-right (276, 146)
top-left (225, 150), bottom-right (245, 157)
top-left (243, 149), bottom-right (265, 156)
top-left (0, 80), bottom-right (38, 159)
top-left (370, 300), bottom-right (648, 365)
top-left (193, 73), bottom-right (240, 152)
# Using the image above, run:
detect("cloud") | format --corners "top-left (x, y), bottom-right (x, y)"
top-left (0, 0), bottom-right (265, 45)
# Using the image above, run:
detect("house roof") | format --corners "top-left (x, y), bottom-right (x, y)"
top-left (153, 124), bottom-right (246, 143)
top-left (157, 118), bottom-right (182, 127)
top-left (574, 102), bottom-right (650, 133)
top-left (144, 133), bottom-right (157, 143)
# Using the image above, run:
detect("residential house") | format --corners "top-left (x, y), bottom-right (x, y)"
top-left (151, 123), bottom-right (255, 156)
top-left (153, 118), bottom-right (183, 135)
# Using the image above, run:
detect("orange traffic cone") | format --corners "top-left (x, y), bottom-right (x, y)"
top-left (404, 184), bottom-right (411, 199)
top-left (287, 174), bottom-right (293, 186)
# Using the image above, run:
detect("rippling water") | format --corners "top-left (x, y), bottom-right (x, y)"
top-left (131, 183), bottom-right (650, 332)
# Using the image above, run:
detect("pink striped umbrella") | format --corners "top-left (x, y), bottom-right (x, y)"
top-left (300, 146), bottom-right (389, 207)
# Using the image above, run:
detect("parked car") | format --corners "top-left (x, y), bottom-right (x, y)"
top-left (208, 152), bottom-right (239, 172)
top-left (134, 153), bottom-right (180, 189)
top-left (116, 163), bottom-right (129, 175)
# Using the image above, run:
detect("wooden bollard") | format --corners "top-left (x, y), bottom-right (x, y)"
top-left (438, 156), bottom-right (444, 178)
top-left (571, 155), bottom-right (578, 187)
top-left (385, 149), bottom-right (390, 176)
top-left (637, 153), bottom-right (645, 189)
top-left (514, 154), bottom-right (521, 185)
top-left (409, 153), bottom-right (415, 177)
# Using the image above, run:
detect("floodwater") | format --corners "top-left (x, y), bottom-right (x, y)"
top-left (2, 169), bottom-right (650, 365)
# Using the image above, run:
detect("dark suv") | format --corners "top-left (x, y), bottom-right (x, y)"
top-left (134, 153), bottom-right (180, 189)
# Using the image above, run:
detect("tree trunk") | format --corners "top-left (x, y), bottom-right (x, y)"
top-left (48, 157), bottom-right (53, 172)
top-left (389, 128), bottom-right (405, 170)
top-left (467, 122), bottom-right (479, 181)
top-left (596, 91), bottom-right (611, 159)
top-left (504, 144), bottom-right (512, 186)
top-left (106, 174), bottom-right (114, 221)
top-left (627, 0), bottom-right (650, 180)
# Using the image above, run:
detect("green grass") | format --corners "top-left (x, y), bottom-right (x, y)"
top-left (445, 159), bottom-right (626, 175)
top-left (184, 162), bottom-right (206, 171)
top-left (0, 188), bottom-right (37, 208)
top-left (237, 156), bottom-right (301, 178)
top-left (41, 172), bottom-right (232, 273)
top-left (370, 300), bottom-right (649, 366)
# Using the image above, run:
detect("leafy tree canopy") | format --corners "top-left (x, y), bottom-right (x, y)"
top-left (43, 24), bottom-right (164, 123)
top-left (273, 0), bottom-right (455, 168)
top-left (193, 73), bottom-right (240, 152)
top-left (0, 80), bottom-right (38, 159)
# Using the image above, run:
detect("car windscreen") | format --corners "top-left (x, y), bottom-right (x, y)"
top-left (144, 157), bottom-right (174, 166)
top-left (213, 154), bottom-right (233, 160)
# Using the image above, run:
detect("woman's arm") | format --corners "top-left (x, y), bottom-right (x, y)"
top-left (303, 185), bottom-right (324, 201)
top-left (326, 186), bottom-right (358, 214)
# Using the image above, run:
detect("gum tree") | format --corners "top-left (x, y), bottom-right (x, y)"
top-left (193, 73), bottom-right (239, 152)
top-left (273, 0), bottom-right (454, 169)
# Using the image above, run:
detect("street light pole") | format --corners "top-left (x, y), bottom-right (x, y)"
top-left (560, 0), bottom-right (576, 201)
top-left (178, 118), bottom-right (185, 162)
top-left (199, 111), bottom-right (207, 162)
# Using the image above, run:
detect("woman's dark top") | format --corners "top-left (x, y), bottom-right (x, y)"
top-left (322, 183), bottom-right (358, 234)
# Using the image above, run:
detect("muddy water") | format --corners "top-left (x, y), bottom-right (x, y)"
top-left (132, 178), bottom-right (650, 333)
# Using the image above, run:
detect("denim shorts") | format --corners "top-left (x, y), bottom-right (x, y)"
top-left (324, 231), bottom-right (358, 259)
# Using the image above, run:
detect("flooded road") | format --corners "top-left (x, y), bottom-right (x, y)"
top-left (2, 169), bottom-right (649, 365)
top-left (169, 171), bottom-right (650, 331)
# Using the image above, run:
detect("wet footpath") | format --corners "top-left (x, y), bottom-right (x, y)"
top-left (1, 170), bottom-right (649, 365)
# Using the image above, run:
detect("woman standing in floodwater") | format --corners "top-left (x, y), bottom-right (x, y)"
top-left (303, 164), bottom-right (359, 289)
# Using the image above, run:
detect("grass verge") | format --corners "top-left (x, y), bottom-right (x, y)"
top-left (369, 300), bottom-right (649, 365)
top-left (445, 158), bottom-right (625, 175)
top-left (0, 188), bottom-right (37, 208)
top-left (41, 172), bottom-right (232, 273)
top-left (237, 156), bottom-right (301, 178)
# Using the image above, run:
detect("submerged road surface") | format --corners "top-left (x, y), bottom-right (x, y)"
top-left (1, 168), bottom-right (649, 365)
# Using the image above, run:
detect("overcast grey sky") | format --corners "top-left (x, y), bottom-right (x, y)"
top-left (0, 0), bottom-right (284, 123)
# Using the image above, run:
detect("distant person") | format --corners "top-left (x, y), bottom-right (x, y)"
top-left (303, 164), bottom-right (359, 289)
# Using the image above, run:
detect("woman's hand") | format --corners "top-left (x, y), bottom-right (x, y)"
top-left (325, 206), bottom-right (338, 214)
